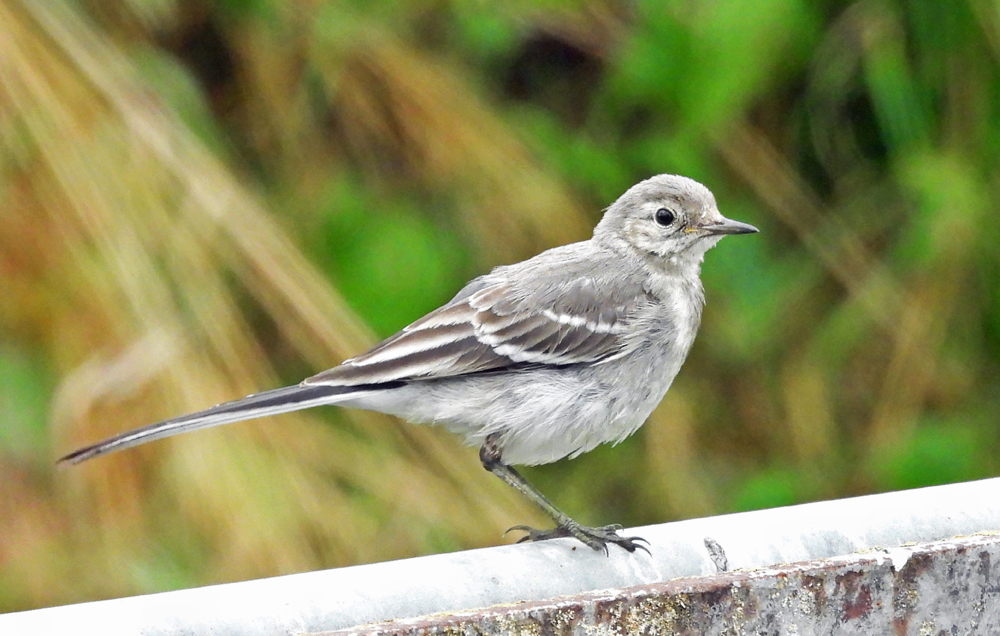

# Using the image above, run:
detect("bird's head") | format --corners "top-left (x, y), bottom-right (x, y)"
top-left (595, 174), bottom-right (758, 269)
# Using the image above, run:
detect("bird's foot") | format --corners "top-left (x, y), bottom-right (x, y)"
top-left (506, 522), bottom-right (649, 555)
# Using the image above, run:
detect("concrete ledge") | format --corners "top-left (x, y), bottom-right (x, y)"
top-left (329, 532), bottom-right (1000, 635)
top-left (3, 478), bottom-right (1000, 635)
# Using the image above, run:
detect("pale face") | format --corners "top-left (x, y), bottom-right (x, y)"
top-left (596, 174), bottom-right (756, 267)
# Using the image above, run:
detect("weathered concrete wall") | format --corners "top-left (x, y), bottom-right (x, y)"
top-left (332, 533), bottom-right (1000, 635)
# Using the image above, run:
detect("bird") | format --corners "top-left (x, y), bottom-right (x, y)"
top-left (60, 174), bottom-right (758, 554)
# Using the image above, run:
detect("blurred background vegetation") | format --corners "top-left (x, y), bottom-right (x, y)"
top-left (2, 0), bottom-right (999, 612)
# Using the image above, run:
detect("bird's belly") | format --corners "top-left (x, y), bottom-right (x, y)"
top-left (349, 343), bottom-right (684, 466)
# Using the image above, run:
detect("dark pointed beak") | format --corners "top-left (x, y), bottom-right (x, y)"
top-left (702, 216), bottom-right (759, 235)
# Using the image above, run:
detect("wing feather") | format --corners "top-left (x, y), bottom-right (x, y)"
top-left (306, 258), bottom-right (652, 386)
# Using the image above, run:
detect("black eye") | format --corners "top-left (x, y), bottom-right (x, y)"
top-left (654, 208), bottom-right (675, 227)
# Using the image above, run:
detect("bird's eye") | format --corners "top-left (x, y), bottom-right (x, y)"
top-left (654, 208), bottom-right (675, 227)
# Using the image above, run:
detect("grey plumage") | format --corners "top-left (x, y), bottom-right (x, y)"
top-left (60, 174), bottom-right (758, 553)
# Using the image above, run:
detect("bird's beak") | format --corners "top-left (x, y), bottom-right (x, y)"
top-left (700, 216), bottom-right (759, 235)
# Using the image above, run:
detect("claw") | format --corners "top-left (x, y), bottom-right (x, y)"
top-left (505, 524), bottom-right (571, 543)
top-left (505, 522), bottom-right (650, 555)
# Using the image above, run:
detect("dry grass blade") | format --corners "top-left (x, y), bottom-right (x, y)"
top-left (327, 35), bottom-right (593, 262)
top-left (719, 122), bottom-right (904, 330)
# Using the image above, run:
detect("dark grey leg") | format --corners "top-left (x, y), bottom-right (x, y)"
top-left (480, 434), bottom-right (649, 555)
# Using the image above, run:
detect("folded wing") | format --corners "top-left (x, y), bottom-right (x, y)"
top-left (305, 273), bottom-right (649, 386)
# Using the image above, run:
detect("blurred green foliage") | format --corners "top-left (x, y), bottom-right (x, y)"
top-left (312, 177), bottom-right (474, 336)
top-left (0, 345), bottom-right (52, 458)
top-left (2, 0), bottom-right (1000, 612)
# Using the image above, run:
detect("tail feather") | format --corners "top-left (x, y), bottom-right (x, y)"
top-left (58, 383), bottom-right (380, 465)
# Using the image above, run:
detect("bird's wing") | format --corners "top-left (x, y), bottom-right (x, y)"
top-left (305, 257), bottom-right (650, 386)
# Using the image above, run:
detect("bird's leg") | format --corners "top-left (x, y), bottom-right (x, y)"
top-left (479, 434), bottom-right (648, 554)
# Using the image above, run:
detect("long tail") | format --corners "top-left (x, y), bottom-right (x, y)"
top-left (58, 383), bottom-right (383, 465)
